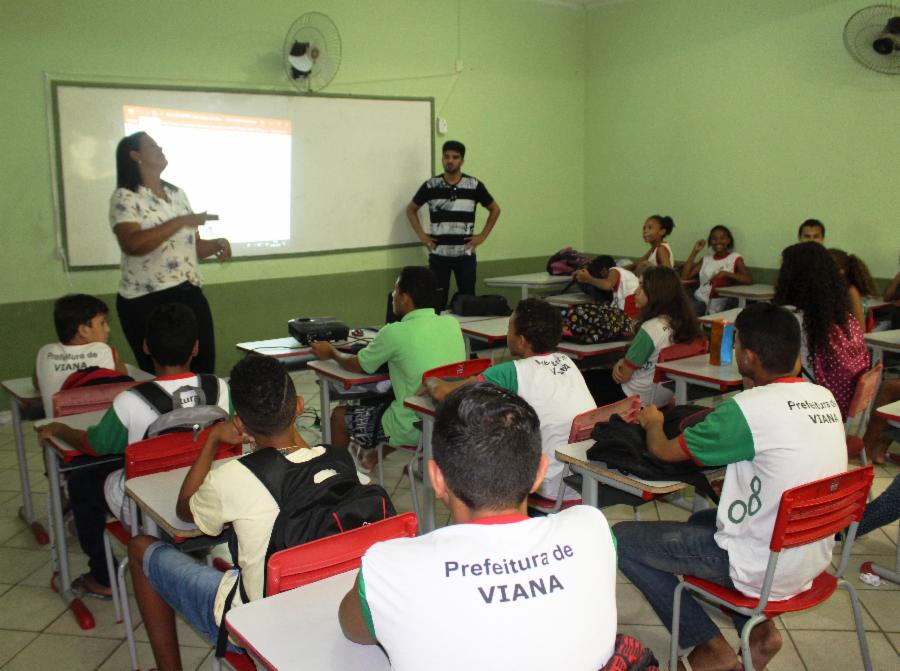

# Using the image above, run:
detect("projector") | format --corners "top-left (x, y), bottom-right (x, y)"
top-left (288, 317), bottom-right (349, 346)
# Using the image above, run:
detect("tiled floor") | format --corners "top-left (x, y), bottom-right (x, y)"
top-left (0, 369), bottom-right (897, 669)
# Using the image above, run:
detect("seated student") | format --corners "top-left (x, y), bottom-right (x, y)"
top-left (862, 378), bottom-right (900, 464)
top-left (36, 303), bottom-right (230, 599)
top-left (311, 266), bottom-right (465, 468)
top-left (773, 242), bottom-right (869, 418)
top-left (680, 225), bottom-right (753, 316)
top-left (572, 254), bottom-right (640, 313)
top-left (34, 293), bottom-right (128, 416)
top-left (424, 298), bottom-right (595, 502)
top-left (829, 248), bottom-right (879, 331)
top-left (798, 218), bottom-right (825, 243)
top-left (585, 265), bottom-right (703, 407)
top-left (614, 303), bottom-right (848, 671)
top-left (858, 473), bottom-right (900, 538)
top-left (339, 382), bottom-right (618, 670)
top-left (128, 355), bottom-right (345, 670)
top-left (630, 214), bottom-right (675, 274)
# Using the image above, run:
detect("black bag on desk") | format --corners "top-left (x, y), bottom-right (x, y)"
top-left (450, 293), bottom-right (512, 317)
top-left (586, 405), bottom-right (720, 502)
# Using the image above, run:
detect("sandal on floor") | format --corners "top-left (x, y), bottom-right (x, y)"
top-left (349, 443), bottom-right (376, 473)
top-left (71, 573), bottom-right (113, 601)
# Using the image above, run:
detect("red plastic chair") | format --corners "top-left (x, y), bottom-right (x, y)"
top-left (52, 380), bottom-right (140, 418)
top-left (221, 513), bottom-right (418, 670)
top-left (670, 466), bottom-right (875, 671)
top-left (105, 430), bottom-right (242, 671)
top-left (528, 396), bottom-right (643, 515)
top-left (845, 363), bottom-right (883, 466)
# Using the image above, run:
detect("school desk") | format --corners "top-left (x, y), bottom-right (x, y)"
top-left (236, 330), bottom-right (377, 368)
top-left (484, 271), bottom-right (570, 299)
top-left (459, 316), bottom-right (510, 357)
top-left (402, 394), bottom-right (438, 534)
top-left (655, 354), bottom-right (744, 405)
top-left (699, 307), bottom-right (742, 325)
top-left (865, 329), bottom-right (900, 366)
top-left (714, 283), bottom-right (775, 308)
top-left (556, 339), bottom-right (630, 363)
top-left (306, 359), bottom-right (390, 444)
top-left (544, 291), bottom-right (594, 306)
top-left (36, 409), bottom-right (115, 630)
top-left (225, 569), bottom-right (390, 671)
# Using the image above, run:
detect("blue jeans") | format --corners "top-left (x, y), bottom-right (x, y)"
top-left (143, 541), bottom-right (242, 652)
top-left (859, 473), bottom-right (900, 537)
top-left (615, 509), bottom-right (748, 650)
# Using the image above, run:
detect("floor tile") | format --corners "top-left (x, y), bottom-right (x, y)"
top-left (779, 588), bottom-right (877, 631)
top-left (617, 583), bottom-right (660, 625)
top-left (843, 555), bottom-right (900, 592)
top-left (858, 589), bottom-right (900, 633)
top-left (3, 632), bottom-right (120, 671)
top-left (789, 629), bottom-right (898, 670)
top-left (0, 585), bottom-right (68, 631)
top-left (0, 630), bottom-right (38, 667)
top-left (0, 515), bottom-right (28, 544)
top-left (97, 639), bottom-right (210, 671)
top-left (0, 547), bottom-right (54, 584)
top-left (45, 591), bottom-right (143, 638)
top-left (132, 613), bottom-right (212, 648)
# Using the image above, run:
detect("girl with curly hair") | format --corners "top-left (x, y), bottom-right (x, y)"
top-left (774, 242), bottom-right (869, 418)
top-left (829, 248), bottom-right (878, 330)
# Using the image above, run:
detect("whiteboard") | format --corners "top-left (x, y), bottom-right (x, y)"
top-left (51, 83), bottom-right (433, 267)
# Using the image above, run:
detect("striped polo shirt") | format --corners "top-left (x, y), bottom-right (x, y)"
top-left (412, 174), bottom-right (494, 257)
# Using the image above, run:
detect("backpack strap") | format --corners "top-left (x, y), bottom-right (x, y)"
top-left (215, 578), bottom-right (240, 659)
top-left (129, 382), bottom-right (174, 439)
top-left (197, 374), bottom-right (220, 406)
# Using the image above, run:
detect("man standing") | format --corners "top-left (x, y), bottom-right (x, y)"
top-left (406, 140), bottom-right (501, 310)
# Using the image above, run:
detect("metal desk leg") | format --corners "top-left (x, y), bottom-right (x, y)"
top-left (520, 286), bottom-right (529, 300)
top-left (869, 345), bottom-right (883, 367)
top-left (45, 445), bottom-right (95, 630)
top-left (737, 297), bottom-right (747, 308)
top-left (318, 376), bottom-right (332, 443)
top-left (419, 416), bottom-right (435, 533)
top-left (574, 465), bottom-right (599, 508)
top-left (674, 379), bottom-right (688, 406)
top-left (463, 335), bottom-right (472, 359)
top-left (11, 398), bottom-right (49, 544)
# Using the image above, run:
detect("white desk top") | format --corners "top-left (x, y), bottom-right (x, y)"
top-left (865, 329), bottom-right (900, 350)
top-left (444, 312), bottom-right (499, 324)
top-left (555, 440), bottom-right (686, 493)
top-left (460, 316), bottom-right (510, 341)
top-left (875, 400), bottom-right (900, 423)
top-left (2, 377), bottom-right (39, 401)
top-left (484, 272), bottom-right (570, 287)
top-left (226, 570), bottom-right (389, 671)
top-left (556, 339), bottom-right (629, 360)
top-left (237, 336), bottom-right (311, 358)
top-left (715, 284), bottom-right (775, 300)
top-left (306, 359), bottom-right (389, 387)
top-left (125, 457), bottom-right (238, 538)
top-left (699, 307), bottom-right (742, 324)
top-left (404, 394), bottom-right (436, 417)
top-left (36, 409), bottom-right (107, 461)
top-left (655, 354), bottom-right (743, 387)
top-left (544, 292), bottom-right (593, 306)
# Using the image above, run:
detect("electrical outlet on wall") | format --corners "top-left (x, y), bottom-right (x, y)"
top-left (436, 117), bottom-right (448, 135)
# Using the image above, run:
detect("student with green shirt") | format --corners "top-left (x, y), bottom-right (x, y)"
top-left (311, 266), bottom-right (465, 469)
top-left (614, 303), bottom-right (847, 671)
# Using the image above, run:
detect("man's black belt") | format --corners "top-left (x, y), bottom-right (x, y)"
top-left (432, 234), bottom-right (468, 245)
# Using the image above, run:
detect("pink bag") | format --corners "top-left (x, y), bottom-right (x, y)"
top-left (813, 317), bottom-right (870, 419)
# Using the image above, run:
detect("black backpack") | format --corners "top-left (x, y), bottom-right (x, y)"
top-left (586, 405), bottom-right (722, 502)
top-left (215, 444), bottom-right (395, 657)
top-left (450, 293), bottom-right (512, 317)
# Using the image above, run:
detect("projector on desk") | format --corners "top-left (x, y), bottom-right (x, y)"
top-left (288, 317), bottom-right (349, 346)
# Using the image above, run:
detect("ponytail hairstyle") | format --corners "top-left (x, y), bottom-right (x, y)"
top-left (707, 225), bottom-right (735, 250)
top-left (829, 248), bottom-right (877, 297)
top-left (637, 266), bottom-right (701, 344)
top-left (648, 214), bottom-right (675, 237)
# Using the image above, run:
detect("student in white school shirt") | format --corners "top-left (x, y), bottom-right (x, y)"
top-left (34, 293), bottom-right (128, 416)
top-left (680, 225), bottom-right (753, 316)
top-left (425, 297), bottom-right (595, 502)
top-left (614, 303), bottom-right (847, 671)
top-left (339, 383), bottom-right (618, 671)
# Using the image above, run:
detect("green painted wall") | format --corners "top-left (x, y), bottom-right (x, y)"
top-left (584, 0), bottom-right (899, 280)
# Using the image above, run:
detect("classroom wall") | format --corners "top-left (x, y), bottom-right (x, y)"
top-left (0, 1), bottom-right (584, 383)
top-left (584, 0), bottom-right (899, 279)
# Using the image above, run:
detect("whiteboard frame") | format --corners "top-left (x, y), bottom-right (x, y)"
top-left (47, 78), bottom-right (434, 270)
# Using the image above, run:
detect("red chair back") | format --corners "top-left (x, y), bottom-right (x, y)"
top-left (124, 429), bottom-right (242, 479)
top-left (846, 363), bottom-right (883, 421)
top-left (52, 380), bottom-right (140, 417)
top-left (770, 466), bottom-right (873, 552)
top-left (422, 358), bottom-right (492, 382)
top-left (568, 395), bottom-right (642, 443)
top-left (265, 512), bottom-right (418, 595)
top-left (653, 339), bottom-right (709, 382)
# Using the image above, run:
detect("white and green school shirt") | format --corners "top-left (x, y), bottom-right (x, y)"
top-left (35, 341), bottom-right (119, 418)
top-left (480, 353), bottom-right (595, 500)
top-left (621, 316), bottom-right (673, 405)
top-left (610, 267), bottom-right (639, 317)
top-left (357, 507), bottom-right (618, 671)
top-left (677, 378), bottom-right (847, 600)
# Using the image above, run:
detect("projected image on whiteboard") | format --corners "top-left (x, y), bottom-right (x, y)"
top-left (123, 105), bottom-right (291, 250)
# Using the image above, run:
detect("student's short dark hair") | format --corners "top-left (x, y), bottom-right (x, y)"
top-left (798, 219), bottom-right (825, 237)
top-left (229, 355), bottom-right (296, 437)
top-left (396, 266), bottom-right (438, 310)
top-left (707, 225), bottom-right (735, 249)
top-left (735, 303), bottom-right (800, 373)
top-left (145, 303), bottom-right (198, 366)
top-left (53, 294), bottom-right (109, 343)
top-left (513, 298), bottom-right (562, 353)
top-left (648, 214), bottom-right (675, 235)
top-left (442, 140), bottom-right (466, 157)
top-left (433, 382), bottom-right (542, 511)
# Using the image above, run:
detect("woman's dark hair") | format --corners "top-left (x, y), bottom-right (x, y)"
top-left (829, 248), bottom-right (877, 296)
top-left (115, 132), bottom-right (147, 192)
top-left (512, 298), bottom-right (562, 353)
top-left (774, 242), bottom-right (850, 357)
top-left (637, 266), bottom-right (701, 344)
top-left (229, 355), bottom-right (297, 437)
top-left (648, 214), bottom-right (675, 236)
top-left (707, 225), bottom-right (734, 250)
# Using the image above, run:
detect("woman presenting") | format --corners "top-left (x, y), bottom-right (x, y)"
top-left (110, 132), bottom-right (231, 374)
